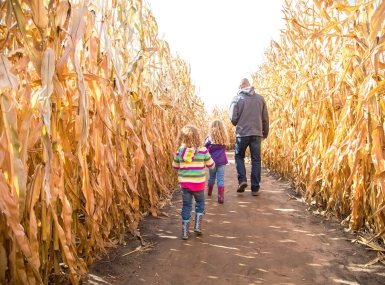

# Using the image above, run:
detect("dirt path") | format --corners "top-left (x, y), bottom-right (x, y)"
top-left (86, 152), bottom-right (384, 285)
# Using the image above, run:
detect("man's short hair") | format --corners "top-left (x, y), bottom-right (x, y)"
top-left (239, 78), bottom-right (250, 88)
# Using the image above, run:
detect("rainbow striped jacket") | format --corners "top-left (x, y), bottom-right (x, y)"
top-left (172, 145), bottom-right (215, 191)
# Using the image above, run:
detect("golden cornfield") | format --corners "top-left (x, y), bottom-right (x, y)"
top-left (0, 0), bottom-right (205, 283)
top-left (2, 0), bottom-right (385, 283)
top-left (254, 0), bottom-right (385, 243)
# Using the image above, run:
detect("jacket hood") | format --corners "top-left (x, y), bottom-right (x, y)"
top-left (238, 86), bottom-right (255, 96)
top-left (179, 145), bottom-right (198, 162)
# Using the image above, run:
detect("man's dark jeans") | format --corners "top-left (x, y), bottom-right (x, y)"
top-left (235, 136), bottom-right (262, 192)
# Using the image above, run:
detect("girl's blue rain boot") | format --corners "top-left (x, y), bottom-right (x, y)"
top-left (194, 212), bottom-right (204, 234)
top-left (182, 219), bottom-right (191, 240)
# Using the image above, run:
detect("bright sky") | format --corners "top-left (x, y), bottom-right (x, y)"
top-left (144, 1), bottom-right (286, 111)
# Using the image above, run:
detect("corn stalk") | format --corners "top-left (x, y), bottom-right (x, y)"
top-left (0, 0), bottom-right (205, 283)
top-left (253, 0), bottom-right (385, 240)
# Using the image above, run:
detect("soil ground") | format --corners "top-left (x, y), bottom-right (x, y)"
top-left (86, 152), bottom-right (384, 285)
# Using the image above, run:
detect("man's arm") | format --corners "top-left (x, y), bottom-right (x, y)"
top-left (228, 96), bottom-right (239, 126)
top-left (262, 101), bottom-right (269, 138)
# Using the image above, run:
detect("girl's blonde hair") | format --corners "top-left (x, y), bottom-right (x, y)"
top-left (177, 125), bottom-right (202, 148)
top-left (209, 120), bottom-right (229, 145)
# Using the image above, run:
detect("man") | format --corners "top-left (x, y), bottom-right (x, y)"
top-left (228, 78), bottom-right (269, 196)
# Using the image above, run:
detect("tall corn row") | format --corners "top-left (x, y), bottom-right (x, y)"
top-left (0, 0), bottom-right (205, 284)
top-left (253, 0), bottom-right (385, 238)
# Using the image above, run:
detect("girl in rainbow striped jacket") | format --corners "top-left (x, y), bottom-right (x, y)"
top-left (172, 125), bottom-right (215, 240)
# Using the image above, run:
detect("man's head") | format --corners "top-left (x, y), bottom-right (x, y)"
top-left (239, 78), bottom-right (250, 89)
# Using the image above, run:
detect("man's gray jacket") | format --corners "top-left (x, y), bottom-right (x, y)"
top-left (228, 86), bottom-right (269, 138)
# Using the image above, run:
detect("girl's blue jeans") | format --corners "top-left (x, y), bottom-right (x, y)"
top-left (180, 188), bottom-right (205, 220)
top-left (208, 165), bottom-right (226, 187)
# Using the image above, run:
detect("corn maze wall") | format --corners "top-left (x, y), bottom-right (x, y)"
top-left (0, 0), bottom-right (206, 284)
top-left (253, 0), bottom-right (385, 241)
